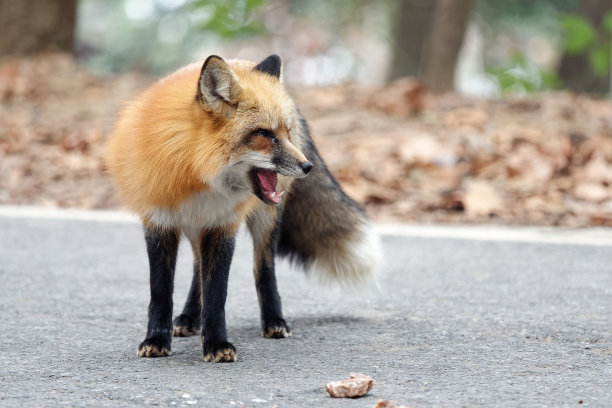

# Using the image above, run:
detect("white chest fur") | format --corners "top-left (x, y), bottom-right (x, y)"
top-left (146, 188), bottom-right (251, 243)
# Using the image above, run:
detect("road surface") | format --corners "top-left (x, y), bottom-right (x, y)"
top-left (0, 207), bottom-right (610, 407)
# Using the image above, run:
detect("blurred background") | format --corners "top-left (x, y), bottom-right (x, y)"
top-left (1, 0), bottom-right (611, 226)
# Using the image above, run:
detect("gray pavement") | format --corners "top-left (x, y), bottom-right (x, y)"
top-left (0, 211), bottom-right (611, 407)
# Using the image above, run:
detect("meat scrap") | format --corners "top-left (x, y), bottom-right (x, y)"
top-left (325, 373), bottom-right (374, 398)
top-left (373, 399), bottom-right (411, 408)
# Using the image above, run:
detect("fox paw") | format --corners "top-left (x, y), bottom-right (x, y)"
top-left (203, 341), bottom-right (236, 362)
top-left (173, 314), bottom-right (201, 337)
top-left (262, 318), bottom-right (291, 339)
top-left (137, 337), bottom-right (171, 357)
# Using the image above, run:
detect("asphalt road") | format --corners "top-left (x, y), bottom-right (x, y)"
top-left (0, 209), bottom-right (611, 407)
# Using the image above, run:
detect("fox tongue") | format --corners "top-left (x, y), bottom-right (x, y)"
top-left (255, 169), bottom-right (283, 205)
top-left (256, 169), bottom-right (277, 192)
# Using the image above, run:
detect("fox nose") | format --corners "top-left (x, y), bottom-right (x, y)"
top-left (302, 161), bottom-right (313, 175)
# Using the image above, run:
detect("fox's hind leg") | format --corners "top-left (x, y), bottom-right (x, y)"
top-left (173, 261), bottom-right (202, 337)
top-left (137, 228), bottom-right (179, 357)
top-left (247, 206), bottom-right (291, 339)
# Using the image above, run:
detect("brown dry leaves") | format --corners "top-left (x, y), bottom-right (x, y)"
top-left (2, 54), bottom-right (612, 227)
top-left (296, 79), bottom-right (612, 227)
top-left (0, 53), bottom-right (146, 208)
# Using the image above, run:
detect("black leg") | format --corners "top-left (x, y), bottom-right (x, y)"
top-left (199, 227), bottom-right (237, 362)
top-left (173, 261), bottom-right (202, 337)
top-left (138, 227), bottom-right (179, 357)
top-left (247, 208), bottom-right (291, 338)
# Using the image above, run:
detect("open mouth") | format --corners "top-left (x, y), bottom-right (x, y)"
top-left (250, 168), bottom-right (284, 205)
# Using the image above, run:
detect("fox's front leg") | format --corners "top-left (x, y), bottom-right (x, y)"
top-left (138, 228), bottom-right (179, 357)
top-left (198, 227), bottom-right (237, 362)
top-left (247, 207), bottom-right (291, 339)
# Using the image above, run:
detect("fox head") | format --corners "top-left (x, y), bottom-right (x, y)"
top-left (196, 55), bottom-right (313, 206)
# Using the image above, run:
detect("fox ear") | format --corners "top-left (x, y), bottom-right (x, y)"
top-left (198, 55), bottom-right (242, 116)
top-left (253, 54), bottom-right (282, 79)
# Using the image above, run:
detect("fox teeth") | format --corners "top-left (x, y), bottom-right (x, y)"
top-left (271, 191), bottom-right (285, 198)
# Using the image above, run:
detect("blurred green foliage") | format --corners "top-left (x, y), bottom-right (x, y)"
top-left (287, 0), bottom-right (375, 28)
top-left (487, 54), bottom-right (561, 93)
top-left (77, 0), bottom-right (269, 75)
top-left (560, 14), bottom-right (596, 53)
top-left (77, 0), bottom-right (609, 93)
top-left (190, 0), bottom-right (266, 38)
top-left (475, 0), bottom-right (574, 94)
top-left (560, 10), bottom-right (612, 77)
top-left (476, 0), bottom-right (579, 23)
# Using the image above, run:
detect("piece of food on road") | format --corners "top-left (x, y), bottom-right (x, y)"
top-left (373, 399), bottom-right (411, 408)
top-left (325, 373), bottom-right (374, 398)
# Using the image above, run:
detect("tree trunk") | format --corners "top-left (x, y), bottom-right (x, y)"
top-left (388, 0), bottom-right (437, 80)
top-left (0, 0), bottom-right (77, 56)
top-left (422, 0), bottom-right (474, 93)
top-left (559, 0), bottom-right (611, 94)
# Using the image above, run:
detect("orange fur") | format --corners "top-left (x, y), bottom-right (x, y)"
top-left (107, 63), bottom-right (212, 213)
top-left (106, 58), bottom-right (304, 229)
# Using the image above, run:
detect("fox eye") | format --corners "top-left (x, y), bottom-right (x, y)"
top-left (254, 128), bottom-right (277, 144)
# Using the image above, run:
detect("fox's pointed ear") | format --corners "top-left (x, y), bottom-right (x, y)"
top-left (198, 55), bottom-right (242, 117)
top-left (253, 54), bottom-right (282, 79)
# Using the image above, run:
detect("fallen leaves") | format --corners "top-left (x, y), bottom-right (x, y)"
top-left (2, 54), bottom-right (612, 227)
top-left (374, 78), bottom-right (427, 115)
top-left (0, 53), bottom-right (146, 209)
top-left (442, 107), bottom-right (488, 131)
top-left (299, 84), bottom-right (612, 227)
top-left (573, 183), bottom-right (610, 202)
top-left (461, 180), bottom-right (504, 217)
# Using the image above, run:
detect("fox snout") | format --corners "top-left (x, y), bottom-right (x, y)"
top-left (274, 139), bottom-right (312, 178)
top-left (302, 161), bottom-right (314, 174)
top-left (250, 139), bottom-right (313, 206)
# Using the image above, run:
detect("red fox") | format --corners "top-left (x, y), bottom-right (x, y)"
top-left (106, 55), bottom-right (380, 362)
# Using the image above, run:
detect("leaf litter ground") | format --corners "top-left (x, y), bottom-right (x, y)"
top-left (2, 54), bottom-right (611, 227)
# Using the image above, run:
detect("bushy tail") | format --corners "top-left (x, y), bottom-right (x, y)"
top-left (277, 119), bottom-right (381, 288)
